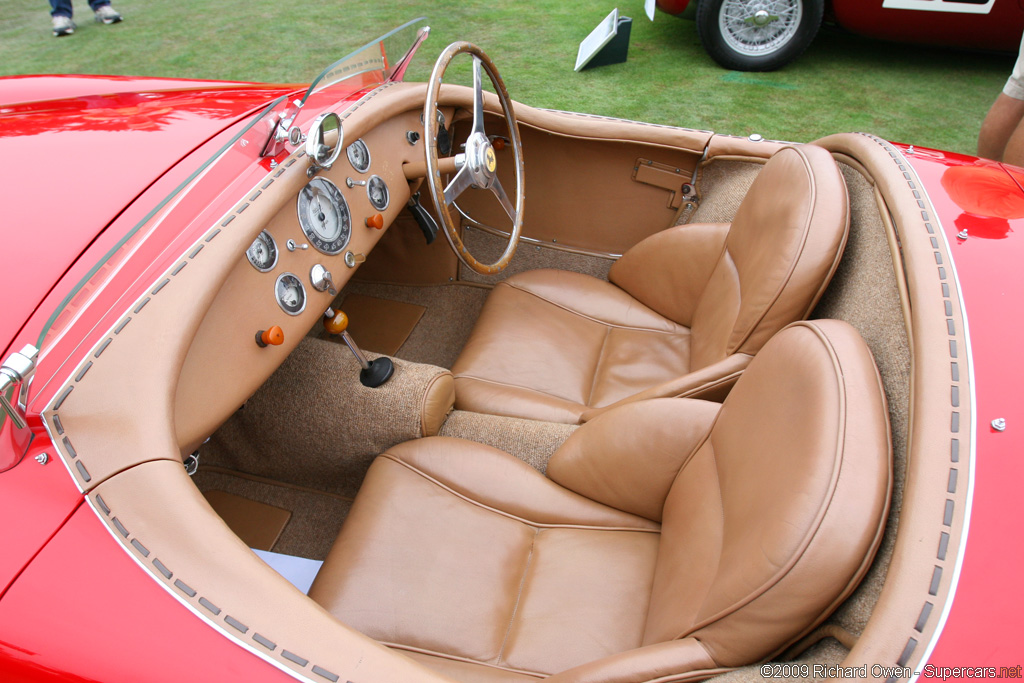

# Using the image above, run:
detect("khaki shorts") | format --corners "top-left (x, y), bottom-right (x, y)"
top-left (1004, 33), bottom-right (1024, 100)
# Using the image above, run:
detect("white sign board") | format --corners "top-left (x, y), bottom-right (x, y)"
top-left (575, 8), bottom-right (621, 72)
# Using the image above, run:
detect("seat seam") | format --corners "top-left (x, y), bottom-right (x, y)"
top-left (378, 454), bottom-right (661, 533)
top-left (453, 373), bottom-right (586, 408)
top-left (497, 527), bottom-right (539, 666)
top-left (382, 642), bottom-right (545, 679)
top-left (585, 326), bottom-right (612, 407)
top-left (504, 280), bottom-right (691, 336)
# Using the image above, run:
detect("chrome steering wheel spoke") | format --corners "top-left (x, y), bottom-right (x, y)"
top-left (444, 162), bottom-right (474, 205)
top-left (471, 56), bottom-right (486, 136)
top-left (490, 175), bottom-right (517, 222)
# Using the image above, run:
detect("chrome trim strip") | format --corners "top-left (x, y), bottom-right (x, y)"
top-left (882, 0), bottom-right (993, 15)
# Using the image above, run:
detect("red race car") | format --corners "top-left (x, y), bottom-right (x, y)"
top-left (1, 16), bottom-right (1021, 683)
top-left (655, 0), bottom-right (1024, 70)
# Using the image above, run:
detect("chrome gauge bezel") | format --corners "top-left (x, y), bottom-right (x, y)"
top-left (347, 139), bottom-right (371, 173)
top-left (274, 272), bottom-right (307, 316)
top-left (305, 112), bottom-right (343, 170)
top-left (245, 230), bottom-right (279, 272)
top-left (296, 177), bottom-right (352, 255)
top-left (366, 175), bottom-right (390, 211)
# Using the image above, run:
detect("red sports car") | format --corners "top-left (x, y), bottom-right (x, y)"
top-left (655, 0), bottom-right (1024, 70)
top-left (1, 17), bottom-right (1021, 683)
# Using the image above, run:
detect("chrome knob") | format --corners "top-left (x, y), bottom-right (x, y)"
top-left (310, 264), bottom-right (337, 296)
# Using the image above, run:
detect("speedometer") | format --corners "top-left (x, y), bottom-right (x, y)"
top-left (297, 177), bottom-right (351, 255)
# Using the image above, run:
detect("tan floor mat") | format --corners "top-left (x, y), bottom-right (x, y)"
top-left (333, 293), bottom-right (426, 356)
top-left (204, 490), bottom-right (292, 551)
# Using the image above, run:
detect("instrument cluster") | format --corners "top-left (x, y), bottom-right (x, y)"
top-left (243, 136), bottom-right (391, 317)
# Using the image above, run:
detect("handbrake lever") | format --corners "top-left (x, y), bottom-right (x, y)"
top-left (407, 191), bottom-right (439, 245)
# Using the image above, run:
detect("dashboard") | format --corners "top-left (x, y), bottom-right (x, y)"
top-left (172, 90), bottom-right (457, 453)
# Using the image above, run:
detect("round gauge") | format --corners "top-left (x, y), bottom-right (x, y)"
top-left (347, 139), bottom-right (371, 173)
top-left (275, 273), bottom-right (306, 316)
top-left (366, 175), bottom-right (390, 211)
top-left (245, 230), bottom-right (278, 272)
top-left (296, 177), bottom-right (351, 255)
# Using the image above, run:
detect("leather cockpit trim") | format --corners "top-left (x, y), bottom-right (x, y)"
top-left (812, 133), bottom-right (975, 674)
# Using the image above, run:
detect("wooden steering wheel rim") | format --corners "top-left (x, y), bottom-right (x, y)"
top-left (424, 42), bottom-right (525, 275)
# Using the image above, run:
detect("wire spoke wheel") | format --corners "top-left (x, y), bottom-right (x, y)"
top-left (697, 0), bottom-right (822, 71)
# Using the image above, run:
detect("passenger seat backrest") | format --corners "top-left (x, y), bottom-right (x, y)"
top-left (688, 145), bottom-right (850, 369)
top-left (643, 320), bottom-right (890, 665)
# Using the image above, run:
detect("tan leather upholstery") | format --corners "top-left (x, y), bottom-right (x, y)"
top-left (451, 144), bottom-right (849, 423)
top-left (310, 320), bottom-right (891, 681)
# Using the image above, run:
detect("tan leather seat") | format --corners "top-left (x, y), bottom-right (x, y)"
top-left (451, 144), bottom-right (850, 423)
top-left (310, 320), bottom-right (891, 682)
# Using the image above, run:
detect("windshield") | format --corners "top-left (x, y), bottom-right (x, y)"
top-left (35, 18), bottom-right (430, 355)
top-left (301, 17), bottom-right (429, 105)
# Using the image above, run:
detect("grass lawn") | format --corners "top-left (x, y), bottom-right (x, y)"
top-left (0, 0), bottom-right (1014, 155)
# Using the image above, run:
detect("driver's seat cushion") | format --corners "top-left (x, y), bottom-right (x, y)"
top-left (450, 144), bottom-right (850, 423)
top-left (309, 320), bottom-right (891, 682)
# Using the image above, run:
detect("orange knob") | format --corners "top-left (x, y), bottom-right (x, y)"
top-left (323, 310), bottom-right (349, 335)
top-left (256, 325), bottom-right (284, 347)
top-left (365, 213), bottom-right (384, 230)
top-left (493, 137), bottom-right (506, 151)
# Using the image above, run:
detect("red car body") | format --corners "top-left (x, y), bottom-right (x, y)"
top-left (1, 23), bottom-right (1023, 683)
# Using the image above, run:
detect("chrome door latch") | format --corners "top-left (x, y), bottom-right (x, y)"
top-left (1, 344), bottom-right (39, 430)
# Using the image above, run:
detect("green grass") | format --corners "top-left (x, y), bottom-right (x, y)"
top-left (0, 0), bottom-right (1014, 155)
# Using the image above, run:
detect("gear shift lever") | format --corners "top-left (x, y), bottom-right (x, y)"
top-left (322, 307), bottom-right (394, 387)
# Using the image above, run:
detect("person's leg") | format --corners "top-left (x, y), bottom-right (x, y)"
top-left (979, 34), bottom-right (1024, 161)
top-left (978, 93), bottom-right (1024, 162)
top-left (49, 0), bottom-right (73, 18)
top-left (1001, 117), bottom-right (1024, 168)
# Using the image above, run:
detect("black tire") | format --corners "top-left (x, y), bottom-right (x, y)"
top-left (696, 0), bottom-right (823, 71)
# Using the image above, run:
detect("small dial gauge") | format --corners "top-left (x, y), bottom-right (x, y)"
top-left (246, 230), bottom-right (278, 272)
top-left (275, 273), bottom-right (306, 316)
top-left (347, 139), bottom-right (371, 173)
top-left (297, 177), bottom-right (351, 255)
top-left (366, 175), bottom-right (390, 211)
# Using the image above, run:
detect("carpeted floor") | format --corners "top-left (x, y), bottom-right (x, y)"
top-left (193, 467), bottom-right (352, 561)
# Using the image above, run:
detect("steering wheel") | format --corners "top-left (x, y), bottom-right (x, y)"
top-left (424, 42), bottom-right (525, 275)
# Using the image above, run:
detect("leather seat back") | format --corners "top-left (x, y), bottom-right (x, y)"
top-left (643, 320), bottom-right (890, 665)
top-left (610, 145), bottom-right (850, 371)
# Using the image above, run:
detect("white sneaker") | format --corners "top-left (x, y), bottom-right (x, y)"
top-left (52, 15), bottom-right (76, 36)
top-left (94, 5), bottom-right (123, 24)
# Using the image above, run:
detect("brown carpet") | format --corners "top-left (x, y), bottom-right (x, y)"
top-left (202, 337), bottom-right (454, 499)
top-left (193, 468), bottom-right (352, 561)
top-left (439, 410), bottom-right (578, 473)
